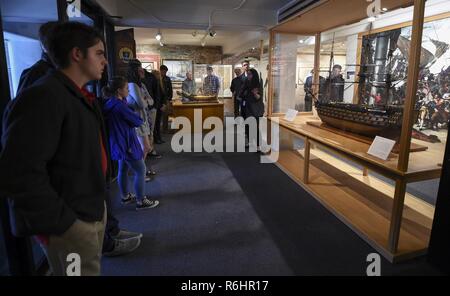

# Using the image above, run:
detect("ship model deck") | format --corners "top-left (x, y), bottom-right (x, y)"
top-left (315, 102), bottom-right (405, 138)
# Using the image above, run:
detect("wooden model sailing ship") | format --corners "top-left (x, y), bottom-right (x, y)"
top-left (313, 25), bottom-right (448, 142)
top-left (177, 91), bottom-right (219, 103)
top-left (315, 102), bottom-right (405, 138)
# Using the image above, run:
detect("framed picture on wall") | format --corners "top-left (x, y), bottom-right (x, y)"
top-left (136, 53), bottom-right (160, 71)
top-left (162, 59), bottom-right (193, 82)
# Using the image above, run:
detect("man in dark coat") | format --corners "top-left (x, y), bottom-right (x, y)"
top-left (16, 22), bottom-right (57, 95)
top-left (0, 22), bottom-right (127, 275)
top-left (324, 64), bottom-right (345, 102)
top-left (230, 68), bottom-right (244, 117)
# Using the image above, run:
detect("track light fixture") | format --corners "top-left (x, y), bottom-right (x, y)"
top-left (155, 30), bottom-right (162, 41)
top-left (209, 29), bottom-right (216, 37)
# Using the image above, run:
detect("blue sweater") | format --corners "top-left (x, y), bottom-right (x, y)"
top-left (103, 97), bottom-right (143, 161)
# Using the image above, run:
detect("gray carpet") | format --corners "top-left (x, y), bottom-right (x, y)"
top-left (101, 140), bottom-right (293, 276)
top-left (101, 134), bottom-right (443, 276)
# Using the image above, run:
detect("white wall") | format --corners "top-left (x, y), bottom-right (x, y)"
top-left (344, 35), bottom-right (358, 103)
top-left (273, 34), bottom-right (297, 113)
top-left (4, 32), bottom-right (42, 98)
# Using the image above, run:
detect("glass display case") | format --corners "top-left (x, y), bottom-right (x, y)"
top-left (193, 64), bottom-right (233, 98)
top-left (268, 0), bottom-right (448, 262)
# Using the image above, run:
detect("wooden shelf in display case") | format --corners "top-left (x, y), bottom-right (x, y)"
top-left (268, 114), bottom-right (442, 262)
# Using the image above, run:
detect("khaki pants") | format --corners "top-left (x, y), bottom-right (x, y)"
top-left (40, 205), bottom-right (107, 276)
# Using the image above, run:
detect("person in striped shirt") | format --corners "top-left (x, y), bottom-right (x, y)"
top-left (203, 66), bottom-right (220, 97)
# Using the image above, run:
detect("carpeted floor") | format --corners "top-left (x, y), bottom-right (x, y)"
top-left (101, 133), bottom-right (444, 276)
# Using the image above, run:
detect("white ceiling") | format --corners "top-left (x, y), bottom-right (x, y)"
top-left (100, 0), bottom-right (292, 54)
top-left (96, 0), bottom-right (291, 30)
top-left (117, 26), bottom-right (268, 54)
top-left (0, 0), bottom-right (293, 55)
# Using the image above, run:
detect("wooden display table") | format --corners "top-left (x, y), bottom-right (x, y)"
top-left (268, 114), bottom-right (443, 262)
top-left (171, 100), bottom-right (224, 132)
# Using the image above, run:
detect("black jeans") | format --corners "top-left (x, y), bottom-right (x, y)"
top-left (234, 97), bottom-right (241, 117)
top-left (154, 108), bottom-right (163, 142)
top-left (244, 115), bottom-right (261, 148)
top-left (305, 97), bottom-right (312, 112)
top-left (102, 184), bottom-right (120, 253)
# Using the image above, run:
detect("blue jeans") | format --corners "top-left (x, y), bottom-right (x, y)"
top-left (118, 159), bottom-right (146, 201)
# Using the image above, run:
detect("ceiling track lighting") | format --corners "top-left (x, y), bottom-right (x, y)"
top-left (155, 30), bottom-right (162, 41)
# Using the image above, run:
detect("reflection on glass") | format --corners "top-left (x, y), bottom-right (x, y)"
top-left (193, 64), bottom-right (232, 97)
top-left (162, 60), bottom-right (193, 82)
top-left (357, 16), bottom-right (450, 143)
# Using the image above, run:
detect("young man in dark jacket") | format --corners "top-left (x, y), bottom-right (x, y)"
top-left (159, 64), bottom-right (172, 138)
top-left (0, 22), bottom-right (109, 276)
top-left (16, 22), bottom-right (143, 261)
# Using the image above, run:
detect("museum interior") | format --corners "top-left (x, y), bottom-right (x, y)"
top-left (0, 0), bottom-right (450, 276)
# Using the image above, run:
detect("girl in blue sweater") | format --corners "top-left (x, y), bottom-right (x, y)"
top-left (102, 76), bottom-right (159, 211)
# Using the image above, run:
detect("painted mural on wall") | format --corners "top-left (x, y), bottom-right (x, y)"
top-left (358, 16), bottom-right (450, 133)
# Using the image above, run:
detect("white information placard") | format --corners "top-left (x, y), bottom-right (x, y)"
top-left (367, 136), bottom-right (396, 160)
top-left (284, 109), bottom-right (298, 122)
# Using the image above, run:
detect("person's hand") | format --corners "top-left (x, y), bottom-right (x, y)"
top-left (252, 88), bottom-right (261, 100)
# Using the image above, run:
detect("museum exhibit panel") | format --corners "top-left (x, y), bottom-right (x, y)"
top-left (267, 0), bottom-right (449, 262)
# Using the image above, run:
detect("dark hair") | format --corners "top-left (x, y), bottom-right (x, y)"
top-left (160, 65), bottom-right (168, 71)
top-left (206, 66), bottom-right (213, 71)
top-left (39, 21), bottom-right (58, 52)
top-left (247, 68), bottom-right (260, 89)
top-left (333, 64), bottom-right (342, 70)
top-left (242, 60), bottom-right (250, 65)
top-left (126, 59), bottom-right (142, 86)
top-left (102, 76), bottom-right (128, 98)
top-left (48, 21), bottom-right (105, 69)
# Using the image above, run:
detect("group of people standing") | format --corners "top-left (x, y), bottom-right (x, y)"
top-left (303, 64), bottom-right (345, 111)
top-left (230, 60), bottom-right (265, 150)
top-left (102, 59), bottom-right (173, 211)
top-left (0, 21), bottom-right (173, 276)
top-left (180, 65), bottom-right (221, 100)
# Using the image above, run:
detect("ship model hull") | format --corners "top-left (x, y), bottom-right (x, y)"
top-left (178, 91), bottom-right (218, 103)
top-left (315, 102), bottom-right (405, 139)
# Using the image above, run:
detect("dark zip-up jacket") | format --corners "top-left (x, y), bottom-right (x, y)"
top-left (0, 70), bottom-right (110, 236)
top-left (17, 53), bottom-right (54, 95)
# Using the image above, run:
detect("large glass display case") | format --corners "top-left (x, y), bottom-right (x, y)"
top-left (268, 0), bottom-right (448, 262)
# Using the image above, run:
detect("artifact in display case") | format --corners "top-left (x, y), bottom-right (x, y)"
top-left (176, 91), bottom-right (219, 104)
top-left (313, 16), bottom-right (450, 144)
top-left (267, 0), bottom-right (448, 263)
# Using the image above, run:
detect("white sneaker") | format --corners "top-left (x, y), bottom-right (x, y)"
top-left (136, 197), bottom-right (160, 211)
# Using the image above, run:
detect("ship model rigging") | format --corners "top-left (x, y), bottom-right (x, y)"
top-left (311, 22), bottom-right (449, 143)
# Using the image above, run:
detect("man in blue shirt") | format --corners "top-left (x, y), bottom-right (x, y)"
top-left (203, 66), bottom-right (220, 97)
